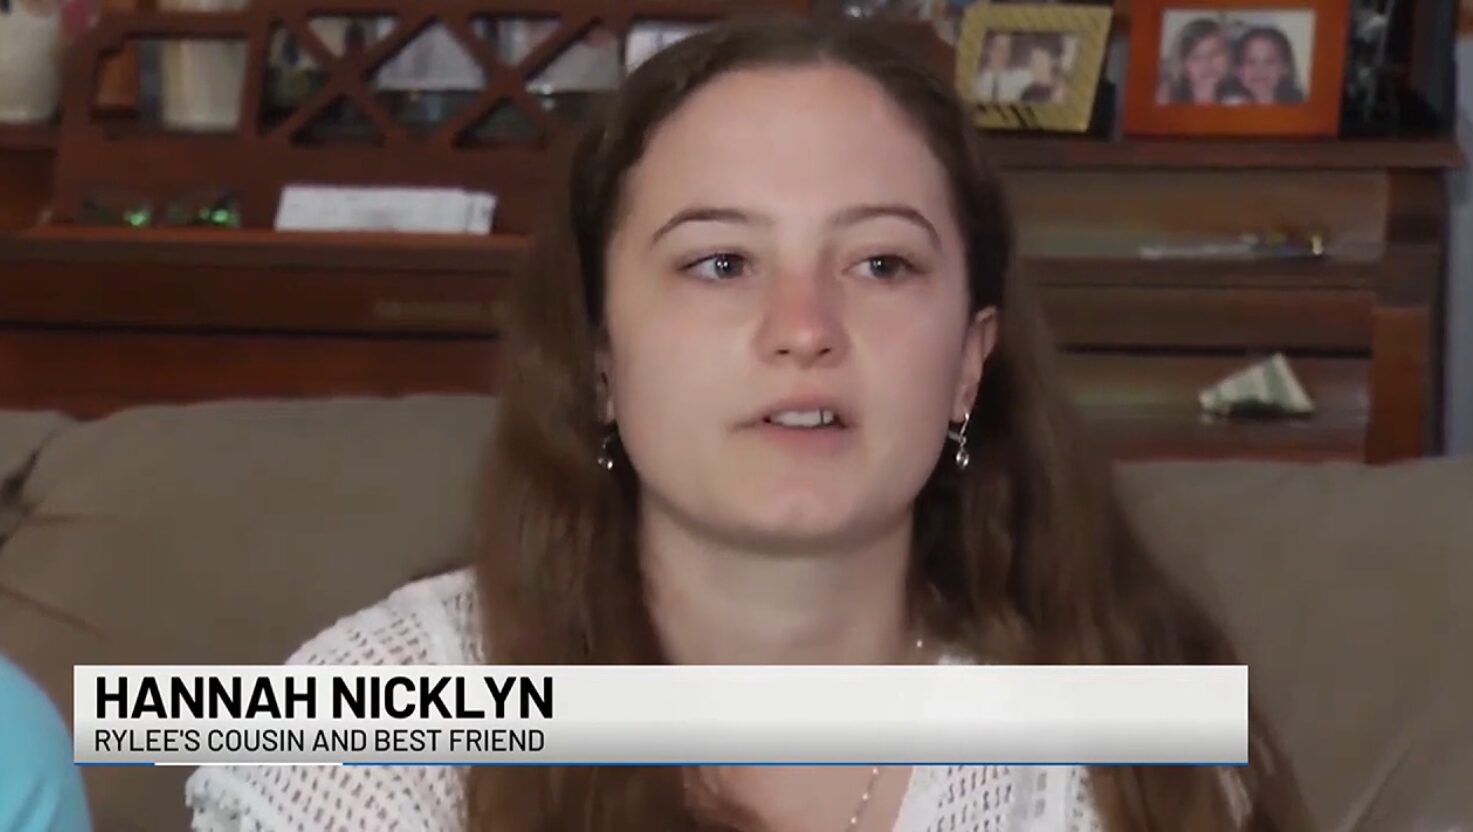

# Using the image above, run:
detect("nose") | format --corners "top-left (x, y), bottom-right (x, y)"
top-left (754, 267), bottom-right (848, 367)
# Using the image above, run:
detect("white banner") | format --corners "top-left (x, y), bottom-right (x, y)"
top-left (74, 665), bottom-right (1247, 766)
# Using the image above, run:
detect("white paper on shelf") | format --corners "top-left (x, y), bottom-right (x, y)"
top-left (464, 192), bottom-right (497, 234)
top-left (274, 185), bottom-right (497, 234)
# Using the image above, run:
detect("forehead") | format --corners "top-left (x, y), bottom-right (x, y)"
top-left (620, 64), bottom-right (953, 220)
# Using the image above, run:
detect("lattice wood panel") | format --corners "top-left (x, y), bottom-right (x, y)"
top-left (51, 0), bottom-right (808, 233)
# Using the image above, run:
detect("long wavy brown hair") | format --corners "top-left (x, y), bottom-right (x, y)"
top-left (469, 17), bottom-right (1304, 832)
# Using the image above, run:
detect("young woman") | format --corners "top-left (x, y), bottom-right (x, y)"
top-left (1162, 18), bottom-right (1236, 105)
top-left (1019, 34), bottom-right (1066, 104)
top-left (972, 31), bottom-right (1030, 104)
top-left (1234, 27), bottom-right (1305, 105)
top-left (186, 18), bottom-right (1303, 831)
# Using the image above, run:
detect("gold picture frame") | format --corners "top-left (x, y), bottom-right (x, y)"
top-left (955, 3), bottom-right (1113, 132)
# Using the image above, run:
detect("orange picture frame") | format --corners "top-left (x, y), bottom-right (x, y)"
top-left (1123, 0), bottom-right (1349, 137)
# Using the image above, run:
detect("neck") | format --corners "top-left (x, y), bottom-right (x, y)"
top-left (639, 502), bottom-right (916, 666)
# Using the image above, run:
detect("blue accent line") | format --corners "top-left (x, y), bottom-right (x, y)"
top-left (76, 762), bottom-right (154, 767)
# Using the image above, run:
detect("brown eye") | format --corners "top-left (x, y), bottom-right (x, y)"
top-left (687, 253), bottom-right (748, 281)
top-left (856, 255), bottom-right (914, 281)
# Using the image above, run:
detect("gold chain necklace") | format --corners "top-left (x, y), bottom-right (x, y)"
top-left (843, 634), bottom-right (927, 830)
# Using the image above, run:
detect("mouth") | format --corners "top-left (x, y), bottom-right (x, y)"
top-left (760, 408), bottom-right (848, 430)
top-left (743, 401), bottom-right (856, 455)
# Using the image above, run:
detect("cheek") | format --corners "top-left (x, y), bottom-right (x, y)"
top-left (858, 301), bottom-right (969, 451)
top-left (604, 303), bottom-right (741, 450)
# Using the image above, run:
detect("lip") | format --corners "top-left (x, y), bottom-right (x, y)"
top-left (737, 394), bottom-right (858, 456)
top-left (741, 395), bottom-right (856, 429)
top-left (745, 420), bottom-right (855, 455)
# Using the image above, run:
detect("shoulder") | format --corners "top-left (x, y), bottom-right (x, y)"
top-left (286, 568), bottom-right (482, 667)
top-left (0, 657), bottom-right (91, 831)
top-left (186, 756), bottom-right (463, 832)
top-left (899, 765), bottom-right (1101, 831)
top-left (900, 762), bottom-right (1246, 831)
top-left (899, 658), bottom-right (1098, 829)
top-left (185, 570), bottom-right (479, 832)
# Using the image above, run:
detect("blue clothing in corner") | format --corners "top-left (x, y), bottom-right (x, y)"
top-left (0, 656), bottom-right (90, 832)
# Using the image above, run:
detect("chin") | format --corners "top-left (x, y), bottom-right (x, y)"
top-left (725, 497), bottom-right (902, 553)
top-left (727, 523), bottom-right (874, 556)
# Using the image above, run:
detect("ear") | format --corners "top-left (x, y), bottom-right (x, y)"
top-left (594, 347), bottom-right (616, 424)
top-left (953, 307), bottom-right (998, 422)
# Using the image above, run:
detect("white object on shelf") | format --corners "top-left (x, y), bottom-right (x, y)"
top-left (625, 22), bottom-right (710, 73)
top-left (1199, 353), bottom-right (1316, 418)
top-left (500, 19), bottom-right (621, 94)
top-left (0, 0), bottom-right (63, 124)
top-left (374, 20), bottom-right (488, 92)
top-left (158, 0), bottom-right (248, 131)
top-left (274, 185), bottom-right (498, 234)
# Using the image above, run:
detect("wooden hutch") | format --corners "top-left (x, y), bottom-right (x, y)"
top-left (0, 0), bottom-right (1463, 462)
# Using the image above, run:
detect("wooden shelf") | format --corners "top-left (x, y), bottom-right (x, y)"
top-left (1086, 412), bottom-right (1366, 462)
top-left (1026, 250), bottom-right (1435, 291)
top-left (0, 151), bottom-right (1447, 461)
top-left (0, 226), bottom-right (1418, 349)
top-left (986, 135), bottom-right (1466, 171)
top-left (0, 123), bottom-right (58, 151)
top-left (3, 226), bottom-right (525, 273)
top-left (12, 119), bottom-right (1459, 172)
top-left (0, 328), bottom-right (500, 420)
top-left (1, 225), bottom-right (1436, 283)
top-left (0, 227), bottom-right (523, 336)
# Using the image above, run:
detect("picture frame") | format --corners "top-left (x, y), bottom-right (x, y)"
top-left (953, 3), bottom-right (1113, 132)
top-left (1123, 0), bottom-right (1350, 137)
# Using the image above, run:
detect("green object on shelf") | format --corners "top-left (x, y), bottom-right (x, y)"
top-left (154, 195), bottom-right (241, 228)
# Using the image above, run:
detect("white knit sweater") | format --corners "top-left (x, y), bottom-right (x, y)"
top-left (184, 570), bottom-right (1105, 831)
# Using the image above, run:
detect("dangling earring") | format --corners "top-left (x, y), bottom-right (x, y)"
top-left (596, 430), bottom-right (617, 471)
top-left (947, 412), bottom-right (972, 471)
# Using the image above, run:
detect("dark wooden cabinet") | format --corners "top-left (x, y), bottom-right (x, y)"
top-left (0, 0), bottom-right (1461, 462)
top-left (997, 159), bottom-right (1455, 462)
top-left (0, 138), bottom-right (1457, 462)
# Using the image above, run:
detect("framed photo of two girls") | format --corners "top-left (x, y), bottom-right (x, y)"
top-left (951, 0), bottom-right (1349, 136)
top-left (1123, 0), bottom-right (1349, 136)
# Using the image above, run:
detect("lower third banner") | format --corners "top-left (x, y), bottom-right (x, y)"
top-left (74, 664), bottom-right (1247, 766)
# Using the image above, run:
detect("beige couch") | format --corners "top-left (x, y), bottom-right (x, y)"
top-left (0, 397), bottom-right (1469, 831)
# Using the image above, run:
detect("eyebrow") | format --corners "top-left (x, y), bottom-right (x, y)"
top-left (828, 203), bottom-right (941, 250)
top-left (649, 207), bottom-right (772, 247)
top-left (647, 202), bottom-right (942, 249)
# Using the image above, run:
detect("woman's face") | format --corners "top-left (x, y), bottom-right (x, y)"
top-left (601, 65), bottom-right (995, 552)
top-left (1238, 36), bottom-right (1288, 102)
top-left (986, 33), bottom-right (1013, 70)
top-left (1183, 31), bottom-right (1230, 98)
top-left (1027, 48), bottom-right (1056, 83)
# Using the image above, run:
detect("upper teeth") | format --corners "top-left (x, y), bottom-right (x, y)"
top-left (768, 410), bottom-right (836, 428)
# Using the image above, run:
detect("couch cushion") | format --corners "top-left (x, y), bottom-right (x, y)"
top-left (2, 395), bottom-right (1466, 831)
top-left (1119, 458), bottom-right (1473, 831)
top-left (0, 396), bottom-right (496, 832)
top-left (0, 411), bottom-right (71, 545)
